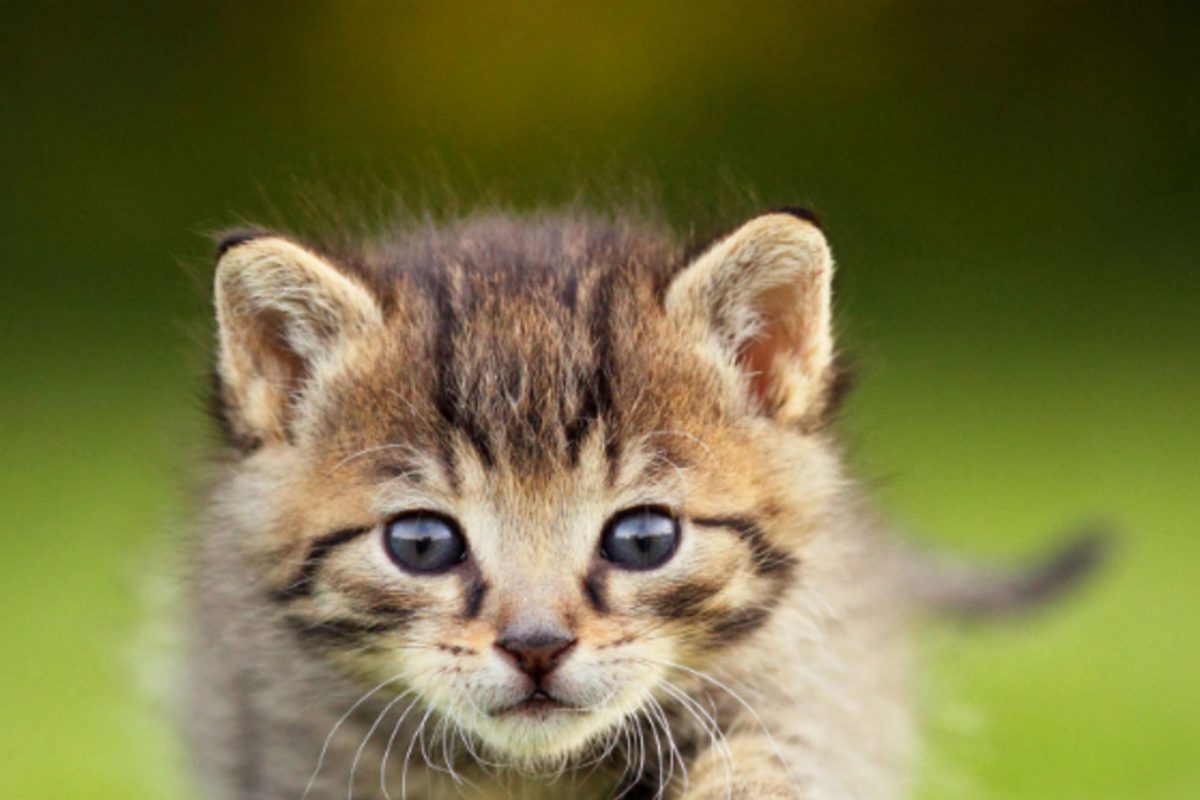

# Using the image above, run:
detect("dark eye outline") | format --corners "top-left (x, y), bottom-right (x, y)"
top-left (599, 506), bottom-right (681, 571)
top-left (382, 511), bottom-right (469, 575)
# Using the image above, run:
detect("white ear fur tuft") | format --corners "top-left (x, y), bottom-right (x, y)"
top-left (666, 212), bottom-right (835, 426)
top-left (214, 236), bottom-right (382, 445)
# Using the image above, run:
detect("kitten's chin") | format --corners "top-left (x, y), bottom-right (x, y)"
top-left (445, 673), bottom-right (659, 766)
top-left (468, 705), bottom-right (619, 766)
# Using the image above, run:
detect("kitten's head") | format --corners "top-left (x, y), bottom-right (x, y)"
top-left (210, 210), bottom-right (844, 765)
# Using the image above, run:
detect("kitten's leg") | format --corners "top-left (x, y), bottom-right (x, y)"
top-left (678, 733), bottom-right (806, 800)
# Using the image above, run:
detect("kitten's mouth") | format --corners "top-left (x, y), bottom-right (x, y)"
top-left (493, 690), bottom-right (583, 720)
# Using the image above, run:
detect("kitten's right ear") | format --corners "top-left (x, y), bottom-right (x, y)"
top-left (213, 233), bottom-right (382, 447)
top-left (666, 210), bottom-right (837, 428)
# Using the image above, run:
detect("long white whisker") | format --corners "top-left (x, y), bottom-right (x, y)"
top-left (456, 701), bottom-right (507, 771)
top-left (654, 659), bottom-right (802, 796)
top-left (575, 684), bottom-right (622, 711)
top-left (418, 715), bottom-right (441, 777)
top-left (641, 429), bottom-right (715, 461)
top-left (613, 710), bottom-right (650, 800)
top-left (573, 717), bottom-right (623, 779)
top-left (437, 716), bottom-right (470, 788)
top-left (380, 695), bottom-right (423, 800)
top-left (462, 730), bottom-right (496, 776)
top-left (300, 673), bottom-right (405, 800)
top-left (643, 707), bottom-right (666, 800)
top-left (401, 707), bottom-right (435, 799)
top-left (348, 690), bottom-right (413, 800)
top-left (659, 681), bottom-right (734, 800)
top-left (328, 443), bottom-right (423, 475)
top-left (647, 696), bottom-right (686, 798)
top-left (618, 719), bottom-right (636, 788)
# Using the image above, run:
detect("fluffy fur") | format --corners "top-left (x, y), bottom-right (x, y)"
top-left (183, 208), bottom-right (1100, 799)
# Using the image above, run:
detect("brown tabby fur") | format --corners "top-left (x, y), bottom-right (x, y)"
top-left (183, 208), bottom-right (1102, 799)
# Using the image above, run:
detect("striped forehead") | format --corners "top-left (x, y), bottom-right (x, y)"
top-left (423, 260), bottom-right (614, 473)
top-left (314, 216), bottom-right (727, 487)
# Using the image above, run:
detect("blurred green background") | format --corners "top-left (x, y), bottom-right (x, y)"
top-left (1, 2), bottom-right (1197, 798)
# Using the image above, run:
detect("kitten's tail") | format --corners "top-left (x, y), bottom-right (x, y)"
top-left (902, 525), bottom-right (1114, 620)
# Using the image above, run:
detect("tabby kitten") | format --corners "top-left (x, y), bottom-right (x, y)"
top-left (184, 208), bottom-right (1100, 799)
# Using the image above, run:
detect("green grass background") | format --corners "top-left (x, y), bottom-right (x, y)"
top-left (1, 2), bottom-right (1197, 797)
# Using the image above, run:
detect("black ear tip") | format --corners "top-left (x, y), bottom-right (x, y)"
top-left (215, 227), bottom-right (276, 258)
top-left (770, 206), bottom-right (822, 230)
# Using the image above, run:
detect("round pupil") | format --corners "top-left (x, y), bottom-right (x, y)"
top-left (605, 509), bottom-right (678, 569)
top-left (386, 515), bottom-right (464, 573)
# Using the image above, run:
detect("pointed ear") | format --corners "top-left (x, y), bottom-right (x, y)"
top-left (666, 211), bottom-right (837, 427)
top-left (213, 233), bottom-right (382, 447)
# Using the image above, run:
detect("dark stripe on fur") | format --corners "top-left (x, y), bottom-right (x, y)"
top-left (592, 271), bottom-right (621, 480)
top-left (704, 606), bottom-right (773, 645)
top-left (564, 371), bottom-right (600, 467)
top-left (338, 588), bottom-right (422, 623)
top-left (435, 434), bottom-right (461, 493)
top-left (430, 274), bottom-right (495, 467)
top-left (561, 270), bottom-right (580, 313)
top-left (604, 437), bottom-right (622, 486)
top-left (463, 577), bottom-right (489, 620)
top-left (583, 569), bottom-right (610, 614)
top-left (565, 269), bottom-right (620, 469)
top-left (284, 614), bottom-right (397, 647)
top-left (358, 603), bottom-right (418, 622)
top-left (270, 526), bottom-right (371, 602)
top-left (691, 516), bottom-right (796, 577)
top-left (649, 580), bottom-right (724, 619)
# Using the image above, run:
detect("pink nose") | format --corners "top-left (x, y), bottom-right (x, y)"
top-left (494, 627), bottom-right (577, 680)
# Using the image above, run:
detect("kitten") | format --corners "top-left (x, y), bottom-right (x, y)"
top-left (183, 208), bottom-right (1103, 799)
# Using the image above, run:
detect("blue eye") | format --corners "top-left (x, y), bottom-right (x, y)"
top-left (384, 513), bottom-right (467, 574)
top-left (600, 507), bottom-right (680, 570)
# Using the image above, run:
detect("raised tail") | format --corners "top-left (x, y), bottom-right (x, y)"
top-left (902, 525), bottom-right (1114, 620)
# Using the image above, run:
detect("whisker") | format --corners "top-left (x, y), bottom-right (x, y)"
top-left (641, 428), bottom-right (715, 461)
top-left (300, 673), bottom-right (405, 800)
top-left (573, 717), bottom-right (623, 779)
top-left (400, 706), bottom-right (435, 800)
top-left (650, 658), bottom-right (803, 796)
top-left (658, 680), bottom-right (734, 800)
top-left (612, 709), bottom-right (650, 800)
top-left (642, 706), bottom-right (666, 800)
top-left (348, 690), bottom-right (414, 800)
top-left (380, 695), bottom-right (423, 800)
top-left (328, 442), bottom-right (424, 475)
top-left (456, 722), bottom-right (499, 776)
top-left (647, 695), bottom-right (686, 798)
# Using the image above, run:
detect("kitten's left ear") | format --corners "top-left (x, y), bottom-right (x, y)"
top-left (213, 233), bottom-right (383, 447)
top-left (666, 210), bottom-right (836, 427)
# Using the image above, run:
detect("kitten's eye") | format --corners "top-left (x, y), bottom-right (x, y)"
top-left (600, 507), bottom-right (680, 570)
top-left (384, 513), bottom-right (467, 574)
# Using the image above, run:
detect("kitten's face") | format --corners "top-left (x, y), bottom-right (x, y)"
top-left (214, 213), bottom-right (839, 765)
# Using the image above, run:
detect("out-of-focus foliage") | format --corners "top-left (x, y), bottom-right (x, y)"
top-left (1, 2), bottom-right (1196, 798)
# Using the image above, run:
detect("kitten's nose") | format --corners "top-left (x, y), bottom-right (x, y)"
top-left (494, 624), bottom-right (577, 680)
